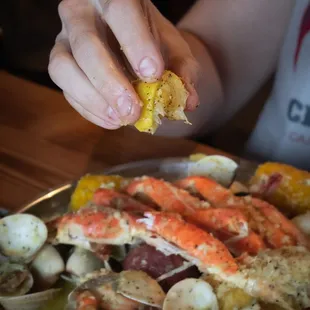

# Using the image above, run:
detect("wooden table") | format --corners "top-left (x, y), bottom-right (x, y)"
top-left (0, 70), bottom-right (232, 212)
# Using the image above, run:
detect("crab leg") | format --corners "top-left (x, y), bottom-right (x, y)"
top-left (93, 188), bottom-right (153, 213)
top-left (175, 176), bottom-right (310, 249)
top-left (126, 176), bottom-right (211, 213)
top-left (54, 206), bottom-right (140, 248)
top-left (138, 211), bottom-right (238, 275)
top-left (98, 183), bottom-right (245, 237)
top-left (75, 290), bottom-right (99, 310)
top-left (93, 188), bottom-right (242, 238)
top-left (126, 177), bottom-right (265, 255)
top-left (126, 177), bottom-right (247, 236)
top-left (192, 208), bottom-right (248, 238)
top-left (95, 187), bottom-right (264, 255)
top-left (225, 232), bottom-right (266, 256)
top-left (250, 197), bottom-right (310, 248)
top-left (53, 206), bottom-right (238, 276)
top-left (175, 176), bottom-right (290, 248)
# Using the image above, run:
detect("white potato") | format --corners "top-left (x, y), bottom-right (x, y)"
top-left (163, 278), bottom-right (219, 310)
top-left (30, 244), bottom-right (65, 289)
top-left (188, 155), bottom-right (237, 187)
top-left (292, 211), bottom-right (310, 236)
top-left (0, 214), bottom-right (47, 263)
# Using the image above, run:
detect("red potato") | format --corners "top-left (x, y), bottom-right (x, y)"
top-left (122, 243), bottom-right (200, 292)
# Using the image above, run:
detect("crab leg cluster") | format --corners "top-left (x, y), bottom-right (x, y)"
top-left (51, 175), bottom-right (310, 294)
top-left (174, 176), bottom-right (310, 249)
top-left (126, 177), bottom-right (266, 256)
top-left (54, 204), bottom-right (238, 277)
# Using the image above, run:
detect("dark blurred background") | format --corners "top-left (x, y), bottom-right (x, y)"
top-left (0, 0), bottom-right (196, 89)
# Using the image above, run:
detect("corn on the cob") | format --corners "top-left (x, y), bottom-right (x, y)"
top-left (70, 174), bottom-right (125, 211)
top-left (249, 162), bottom-right (310, 217)
top-left (134, 70), bottom-right (190, 134)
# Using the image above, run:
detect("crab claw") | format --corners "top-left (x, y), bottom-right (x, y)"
top-left (93, 188), bottom-right (153, 213)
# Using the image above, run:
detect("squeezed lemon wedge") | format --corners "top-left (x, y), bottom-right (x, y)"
top-left (134, 70), bottom-right (191, 134)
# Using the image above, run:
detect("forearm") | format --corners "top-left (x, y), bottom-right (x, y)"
top-left (178, 0), bottom-right (294, 130)
top-left (155, 0), bottom-right (294, 138)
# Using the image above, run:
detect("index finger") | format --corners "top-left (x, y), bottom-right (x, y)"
top-left (97, 0), bottom-right (165, 82)
top-left (59, 0), bottom-right (142, 124)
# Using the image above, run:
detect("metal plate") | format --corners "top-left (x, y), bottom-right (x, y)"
top-left (17, 155), bottom-right (259, 221)
top-left (17, 157), bottom-right (199, 220)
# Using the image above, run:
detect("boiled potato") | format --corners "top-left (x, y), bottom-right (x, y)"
top-left (163, 278), bottom-right (219, 310)
top-left (292, 211), bottom-right (310, 236)
top-left (260, 302), bottom-right (286, 310)
top-left (201, 275), bottom-right (256, 310)
top-left (219, 287), bottom-right (256, 310)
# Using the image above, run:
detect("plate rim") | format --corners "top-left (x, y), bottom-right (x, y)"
top-left (17, 156), bottom-right (189, 214)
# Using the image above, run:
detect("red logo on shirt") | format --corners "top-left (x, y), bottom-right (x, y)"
top-left (294, 3), bottom-right (310, 68)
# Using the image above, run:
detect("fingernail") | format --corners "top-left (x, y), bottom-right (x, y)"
top-left (139, 57), bottom-right (157, 78)
top-left (116, 94), bottom-right (133, 117)
top-left (108, 106), bottom-right (121, 122)
top-left (185, 83), bottom-right (199, 111)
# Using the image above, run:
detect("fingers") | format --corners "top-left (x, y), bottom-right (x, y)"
top-left (63, 92), bottom-right (121, 129)
top-left (58, 0), bottom-right (141, 125)
top-left (51, 0), bottom-right (200, 133)
top-left (48, 34), bottom-right (122, 129)
top-left (97, 0), bottom-right (165, 82)
top-left (169, 55), bottom-right (200, 111)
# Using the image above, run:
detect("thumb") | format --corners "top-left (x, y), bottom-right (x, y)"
top-left (169, 53), bottom-right (200, 111)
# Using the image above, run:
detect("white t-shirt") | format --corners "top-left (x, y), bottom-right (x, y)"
top-left (245, 0), bottom-right (310, 170)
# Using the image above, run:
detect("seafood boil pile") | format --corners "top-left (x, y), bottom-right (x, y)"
top-left (1, 155), bottom-right (310, 310)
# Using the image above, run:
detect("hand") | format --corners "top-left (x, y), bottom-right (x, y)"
top-left (48, 0), bottom-right (200, 130)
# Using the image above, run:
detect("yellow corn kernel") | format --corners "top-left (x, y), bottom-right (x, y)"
top-left (70, 174), bottom-right (124, 211)
top-left (249, 162), bottom-right (310, 216)
top-left (134, 70), bottom-right (191, 134)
